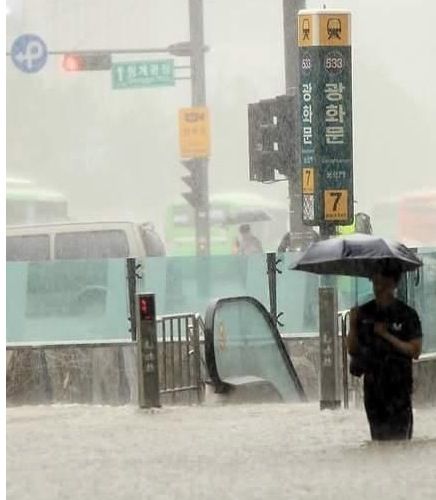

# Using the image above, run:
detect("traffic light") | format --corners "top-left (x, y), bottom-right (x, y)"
top-left (62, 52), bottom-right (112, 72)
top-left (136, 293), bottom-right (160, 409)
top-left (248, 94), bottom-right (297, 182)
top-left (248, 99), bottom-right (278, 182)
top-left (275, 95), bottom-right (298, 179)
top-left (138, 294), bottom-right (156, 322)
top-left (181, 158), bottom-right (205, 208)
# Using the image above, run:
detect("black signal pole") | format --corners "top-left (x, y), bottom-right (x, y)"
top-left (189, 0), bottom-right (210, 256)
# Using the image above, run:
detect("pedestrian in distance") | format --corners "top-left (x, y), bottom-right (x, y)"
top-left (235, 224), bottom-right (263, 255)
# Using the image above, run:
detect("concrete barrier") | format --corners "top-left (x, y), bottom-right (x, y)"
top-left (6, 341), bottom-right (201, 407)
top-left (6, 336), bottom-right (435, 408)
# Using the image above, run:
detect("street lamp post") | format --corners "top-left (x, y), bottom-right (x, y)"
top-left (188, 0), bottom-right (210, 256)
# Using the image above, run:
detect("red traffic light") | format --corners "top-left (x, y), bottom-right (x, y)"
top-left (140, 298), bottom-right (148, 316)
top-left (62, 54), bottom-right (83, 72)
top-left (138, 294), bottom-right (156, 321)
top-left (62, 52), bottom-right (112, 72)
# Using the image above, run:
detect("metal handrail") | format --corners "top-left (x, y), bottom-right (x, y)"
top-left (157, 312), bottom-right (200, 321)
top-left (414, 352), bottom-right (436, 363)
top-left (204, 296), bottom-right (306, 401)
top-left (157, 312), bottom-right (205, 403)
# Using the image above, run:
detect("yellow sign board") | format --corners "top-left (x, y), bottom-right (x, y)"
top-left (319, 13), bottom-right (350, 46)
top-left (298, 14), bottom-right (313, 46)
top-left (297, 10), bottom-right (351, 47)
top-left (324, 190), bottom-right (348, 221)
top-left (302, 168), bottom-right (314, 194)
top-left (178, 107), bottom-right (210, 158)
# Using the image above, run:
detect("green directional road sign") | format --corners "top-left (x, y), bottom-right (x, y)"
top-left (298, 10), bottom-right (354, 227)
top-left (112, 59), bottom-right (175, 89)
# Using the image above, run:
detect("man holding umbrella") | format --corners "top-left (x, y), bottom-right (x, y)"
top-left (293, 234), bottom-right (423, 441)
top-left (347, 264), bottom-right (422, 441)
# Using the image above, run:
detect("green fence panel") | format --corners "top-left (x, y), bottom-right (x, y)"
top-left (415, 248), bottom-right (436, 353)
top-left (6, 259), bottom-right (130, 343)
top-left (140, 254), bottom-right (269, 318)
top-left (276, 252), bottom-right (373, 335)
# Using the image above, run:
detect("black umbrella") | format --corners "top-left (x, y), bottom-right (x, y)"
top-left (224, 208), bottom-right (271, 225)
top-left (291, 234), bottom-right (423, 278)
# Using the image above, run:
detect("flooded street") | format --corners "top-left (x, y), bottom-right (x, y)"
top-left (5, 1), bottom-right (436, 499)
top-left (7, 402), bottom-right (436, 499)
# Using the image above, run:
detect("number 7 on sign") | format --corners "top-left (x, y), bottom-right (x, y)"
top-left (324, 189), bottom-right (348, 221)
top-left (331, 192), bottom-right (342, 211)
top-left (302, 168), bottom-right (314, 194)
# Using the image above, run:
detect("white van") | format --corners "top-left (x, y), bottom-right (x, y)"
top-left (6, 220), bottom-right (166, 262)
top-left (6, 221), bottom-right (166, 337)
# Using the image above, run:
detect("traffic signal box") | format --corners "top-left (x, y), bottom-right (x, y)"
top-left (136, 294), bottom-right (160, 409)
top-left (248, 94), bottom-right (297, 183)
top-left (181, 158), bottom-right (207, 209)
top-left (62, 52), bottom-right (112, 72)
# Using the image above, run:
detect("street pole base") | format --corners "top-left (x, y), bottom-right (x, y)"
top-left (320, 400), bottom-right (341, 411)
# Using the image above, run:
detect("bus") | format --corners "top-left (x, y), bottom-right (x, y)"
top-left (165, 192), bottom-right (289, 256)
top-left (371, 190), bottom-right (436, 247)
top-left (7, 178), bottom-right (68, 225)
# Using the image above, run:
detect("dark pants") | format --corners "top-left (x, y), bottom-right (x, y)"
top-left (364, 370), bottom-right (413, 441)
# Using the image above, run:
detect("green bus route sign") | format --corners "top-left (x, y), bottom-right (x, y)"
top-left (298, 10), bottom-right (354, 226)
top-left (112, 59), bottom-right (175, 89)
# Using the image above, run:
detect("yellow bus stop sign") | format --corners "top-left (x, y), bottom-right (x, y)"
top-left (178, 107), bottom-right (210, 158)
top-left (324, 189), bottom-right (348, 221)
top-left (302, 167), bottom-right (315, 194)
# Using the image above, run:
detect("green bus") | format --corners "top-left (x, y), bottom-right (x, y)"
top-left (165, 192), bottom-right (289, 256)
top-left (7, 178), bottom-right (68, 226)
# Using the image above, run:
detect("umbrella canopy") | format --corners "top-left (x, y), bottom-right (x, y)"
top-left (224, 208), bottom-right (271, 225)
top-left (291, 234), bottom-right (423, 278)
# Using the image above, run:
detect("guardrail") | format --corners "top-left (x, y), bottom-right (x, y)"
top-left (6, 311), bottom-right (205, 407)
top-left (158, 313), bottom-right (204, 404)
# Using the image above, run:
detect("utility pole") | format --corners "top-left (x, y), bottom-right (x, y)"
top-left (189, 0), bottom-right (210, 255)
top-left (282, 0), bottom-right (312, 250)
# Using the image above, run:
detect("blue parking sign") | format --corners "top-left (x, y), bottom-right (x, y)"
top-left (11, 34), bottom-right (48, 73)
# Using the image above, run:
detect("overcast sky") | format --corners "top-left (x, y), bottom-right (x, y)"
top-left (6, 0), bottom-right (436, 233)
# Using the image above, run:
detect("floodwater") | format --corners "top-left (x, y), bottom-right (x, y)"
top-left (7, 402), bottom-right (436, 500)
